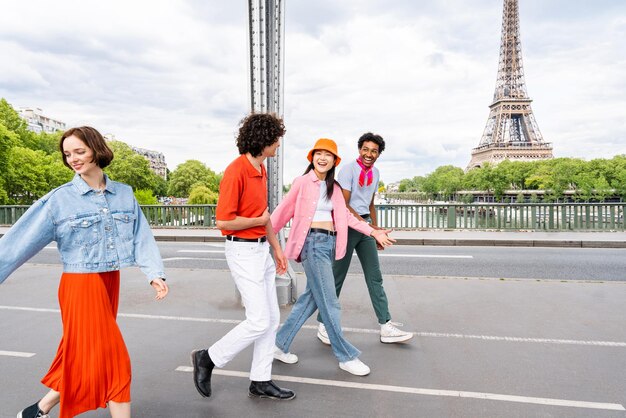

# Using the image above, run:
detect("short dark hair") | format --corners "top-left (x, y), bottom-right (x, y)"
top-left (236, 113), bottom-right (285, 156)
top-left (60, 126), bottom-right (114, 169)
top-left (358, 132), bottom-right (385, 154)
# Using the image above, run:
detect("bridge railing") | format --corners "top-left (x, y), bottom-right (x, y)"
top-left (375, 203), bottom-right (625, 230)
top-left (1, 203), bottom-right (624, 230)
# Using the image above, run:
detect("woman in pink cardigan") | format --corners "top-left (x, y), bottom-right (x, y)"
top-left (270, 138), bottom-right (394, 376)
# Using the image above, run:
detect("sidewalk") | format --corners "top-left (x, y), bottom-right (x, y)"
top-left (2, 264), bottom-right (625, 417)
top-left (2, 226), bottom-right (626, 248)
top-left (146, 227), bottom-right (626, 248)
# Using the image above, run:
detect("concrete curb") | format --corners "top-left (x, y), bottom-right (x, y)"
top-left (2, 232), bottom-right (625, 249)
top-left (151, 235), bottom-right (626, 248)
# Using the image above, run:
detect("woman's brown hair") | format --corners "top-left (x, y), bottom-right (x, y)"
top-left (60, 126), bottom-right (114, 169)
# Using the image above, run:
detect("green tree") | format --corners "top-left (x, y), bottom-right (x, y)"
top-left (168, 160), bottom-right (220, 197)
top-left (462, 166), bottom-right (489, 191)
top-left (421, 165), bottom-right (464, 200)
top-left (25, 131), bottom-right (62, 154)
top-left (611, 157), bottom-right (626, 199)
top-left (398, 176), bottom-right (425, 192)
top-left (592, 176), bottom-right (611, 202)
top-left (152, 175), bottom-right (168, 197)
top-left (572, 172), bottom-right (595, 202)
top-left (496, 160), bottom-right (534, 190)
top-left (542, 158), bottom-right (585, 200)
top-left (134, 189), bottom-right (158, 205)
top-left (588, 158), bottom-right (613, 184)
top-left (0, 184), bottom-right (7, 204)
top-left (0, 123), bottom-right (20, 203)
top-left (43, 152), bottom-right (73, 189)
top-left (5, 147), bottom-right (50, 203)
top-left (0, 99), bottom-right (31, 144)
top-left (188, 184), bottom-right (218, 204)
top-left (105, 141), bottom-right (162, 193)
top-left (524, 161), bottom-right (553, 190)
top-left (464, 163), bottom-right (508, 200)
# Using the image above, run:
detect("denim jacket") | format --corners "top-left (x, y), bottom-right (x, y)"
top-left (0, 174), bottom-right (165, 284)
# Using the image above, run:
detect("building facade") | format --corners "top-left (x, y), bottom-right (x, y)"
top-left (131, 146), bottom-right (167, 179)
top-left (17, 107), bottom-right (66, 133)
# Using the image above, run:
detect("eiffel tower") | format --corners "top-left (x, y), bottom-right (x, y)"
top-left (467, 0), bottom-right (553, 170)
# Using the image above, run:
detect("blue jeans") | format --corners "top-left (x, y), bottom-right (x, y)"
top-left (276, 231), bottom-right (361, 363)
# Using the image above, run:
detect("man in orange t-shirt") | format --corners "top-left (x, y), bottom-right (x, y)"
top-left (191, 113), bottom-right (294, 401)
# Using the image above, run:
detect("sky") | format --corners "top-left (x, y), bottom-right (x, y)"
top-left (1, 0), bottom-right (625, 184)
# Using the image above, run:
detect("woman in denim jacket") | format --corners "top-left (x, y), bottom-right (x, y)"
top-left (270, 138), bottom-right (394, 376)
top-left (1, 127), bottom-right (169, 418)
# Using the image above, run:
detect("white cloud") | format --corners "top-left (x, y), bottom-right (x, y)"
top-left (0, 0), bottom-right (624, 185)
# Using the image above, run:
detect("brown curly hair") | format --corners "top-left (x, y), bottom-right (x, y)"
top-left (236, 113), bottom-right (285, 156)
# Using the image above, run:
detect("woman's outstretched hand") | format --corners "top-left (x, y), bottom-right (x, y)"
top-left (151, 278), bottom-right (169, 300)
top-left (371, 229), bottom-right (396, 248)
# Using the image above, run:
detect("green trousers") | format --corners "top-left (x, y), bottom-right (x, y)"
top-left (317, 224), bottom-right (391, 325)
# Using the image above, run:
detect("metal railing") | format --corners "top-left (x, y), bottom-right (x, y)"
top-left (1, 203), bottom-right (624, 231)
top-left (375, 203), bottom-right (625, 230)
top-left (140, 205), bottom-right (217, 227)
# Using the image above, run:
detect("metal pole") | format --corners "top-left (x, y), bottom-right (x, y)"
top-left (248, 0), bottom-right (295, 304)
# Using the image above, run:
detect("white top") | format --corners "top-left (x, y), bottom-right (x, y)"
top-left (312, 181), bottom-right (333, 222)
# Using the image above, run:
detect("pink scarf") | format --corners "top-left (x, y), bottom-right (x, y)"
top-left (356, 157), bottom-right (373, 187)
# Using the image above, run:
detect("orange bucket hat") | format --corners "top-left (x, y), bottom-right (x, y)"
top-left (307, 138), bottom-right (342, 166)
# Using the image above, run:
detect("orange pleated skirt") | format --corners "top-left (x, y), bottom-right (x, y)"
top-left (41, 271), bottom-right (131, 418)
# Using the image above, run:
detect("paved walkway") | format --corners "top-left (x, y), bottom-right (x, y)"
top-left (2, 226), bottom-right (626, 248)
top-left (147, 228), bottom-right (626, 248)
top-left (1, 265), bottom-right (625, 417)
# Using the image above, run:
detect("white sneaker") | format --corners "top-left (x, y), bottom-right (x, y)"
top-left (339, 358), bottom-right (370, 376)
top-left (317, 323), bottom-right (331, 345)
top-left (273, 346), bottom-right (298, 364)
top-left (380, 321), bottom-right (414, 343)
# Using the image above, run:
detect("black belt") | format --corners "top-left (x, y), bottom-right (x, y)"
top-left (226, 235), bottom-right (267, 243)
top-left (309, 228), bottom-right (336, 236)
top-left (360, 213), bottom-right (371, 218)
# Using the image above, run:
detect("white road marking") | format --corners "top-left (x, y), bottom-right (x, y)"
top-left (408, 332), bottom-right (626, 347)
top-left (0, 306), bottom-right (59, 313)
top-left (175, 367), bottom-right (624, 411)
top-left (177, 250), bottom-right (224, 253)
top-left (376, 254), bottom-right (473, 259)
top-left (162, 257), bottom-right (225, 261)
top-left (174, 250), bottom-right (472, 259)
top-left (1, 305), bottom-right (624, 348)
top-left (43, 246), bottom-right (57, 250)
top-left (0, 350), bottom-right (35, 358)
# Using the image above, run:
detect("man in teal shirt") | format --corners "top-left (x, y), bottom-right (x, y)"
top-left (316, 132), bottom-right (413, 343)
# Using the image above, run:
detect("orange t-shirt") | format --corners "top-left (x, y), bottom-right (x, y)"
top-left (216, 154), bottom-right (268, 238)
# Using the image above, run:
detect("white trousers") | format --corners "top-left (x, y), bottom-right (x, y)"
top-left (208, 240), bottom-right (279, 381)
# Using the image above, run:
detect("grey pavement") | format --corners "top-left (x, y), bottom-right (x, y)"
top-left (1, 264), bottom-right (625, 417)
top-left (114, 228), bottom-right (626, 248)
top-left (4, 226), bottom-right (625, 248)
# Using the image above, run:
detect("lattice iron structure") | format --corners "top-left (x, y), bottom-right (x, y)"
top-left (467, 0), bottom-right (552, 170)
top-left (247, 0), bottom-right (295, 304)
top-left (248, 0), bottom-right (285, 212)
